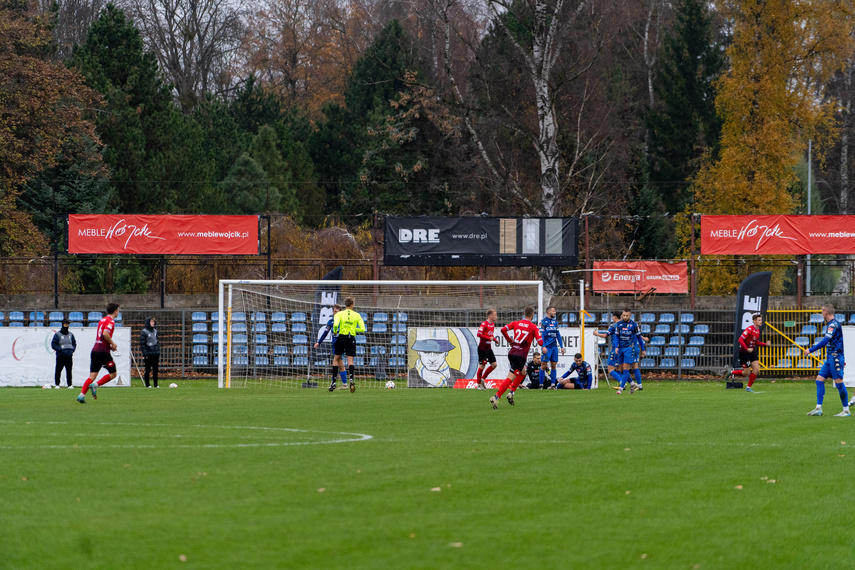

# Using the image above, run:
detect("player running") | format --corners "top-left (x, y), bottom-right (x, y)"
top-left (725, 313), bottom-right (767, 393)
top-left (611, 310), bottom-right (645, 395)
top-left (557, 353), bottom-right (593, 389)
top-left (315, 304), bottom-right (342, 392)
top-left (332, 298), bottom-right (366, 393)
top-left (594, 312), bottom-right (623, 387)
top-left (490, 306), bottom-right (543, 409)
top-left (77, 303), bottom-right (120, 404)
top-left (474, 309), bottom-right (499, 389)
top-left (804, 303), bottom-right (849, 417)
top-left (539, 306), bottom-right (565, 389)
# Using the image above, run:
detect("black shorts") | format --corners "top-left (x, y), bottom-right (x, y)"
top-left (738, 350), bottom-right (759, 366)
top-left (477, 348), bottom-right (497, 364)
top-left (335, 335), bottom-right (356, 357)
top-left (89, 351), bottom-right (116, 374)
top-left (508, 354), bottom-right (527, 374)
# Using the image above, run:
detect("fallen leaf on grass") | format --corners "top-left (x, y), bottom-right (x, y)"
top-left (448, 542), bottom-right (463, 548)
top-left (641, 554), bottom-right (648, 559)
top-left (734, 485), bottom-right (743, 490)
top-left (431, 487), bottom-right (442, 492)
top-left (317, 488), bottom-right (325, 493)
top-left (179, 554), bottom-right (187, 562)
top-left (409, 534), bottom-right (416, 538)
top-left (767, 480), bottom-right (776, 484)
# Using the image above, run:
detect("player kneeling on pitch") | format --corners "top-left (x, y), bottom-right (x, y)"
top-left (557, 353), bottom-right (593, 389)
top-left (805, 303), bottom-right (850, 417)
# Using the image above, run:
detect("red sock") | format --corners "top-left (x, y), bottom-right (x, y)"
top-left (81, 378), bottom-right (93, 395)
top-left (482, 367), bottom-right (493, 380)
top-left (476, 367), bottom-right (483, 382)
top-left (96, 376), bottom-right (110, 386)
top-left (732, 369), bottom-right (743, 376)
top-left (495, 377), bottom-right (514, 398)
top-left (510, 376), bottom-right (523, 392)
top-left (748, 373), bottom-right (756, 387)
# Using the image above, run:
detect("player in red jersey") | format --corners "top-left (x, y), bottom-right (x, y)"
top-left (474, 309), bottom-right (498, 389)
top-left (725, 313), bottom-right (767, 393)
top-left (77, 303), bottom-right (120, 404)
top-left (490, 306), bottom-right (543, 409)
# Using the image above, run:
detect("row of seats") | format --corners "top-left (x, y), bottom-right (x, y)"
top-left (194, 355), bottom-right (409, 367)
top-left (189, 321), bottom-right (409, 334)
top-left (192, 333), bottom-right (407, 346)
top-left (776, 358), bottom-right (820, 369)
top-left (0, 311), bottom-right (121, 327)
top-left (191, 311), bottom-right (409, 324)
top-left (192, 343), bottom-right (407, 357)
top-left (639, 358), bottom-right (696, 368)
top-left (643, 346), bottom-right (702, 357)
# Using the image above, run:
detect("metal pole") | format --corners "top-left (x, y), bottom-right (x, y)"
top-left (690, 214), bottom-right (696, 309)
top-left (584, 215), bottom-right (590, 310)
top-left (797, 258), bottom-right (803, 308)
top-left (54, 214), bottom-right (59, 309)
top-left (160, 256), bottom-right (165, 309)
top-left (806, 140), bottom-right (812, 296)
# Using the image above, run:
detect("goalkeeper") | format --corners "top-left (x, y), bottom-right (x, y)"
top-left (332, 297), bottom-right (366, 393)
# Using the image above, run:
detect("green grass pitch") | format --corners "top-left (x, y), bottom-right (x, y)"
top-left (2, 380), bottom-right (854, 569)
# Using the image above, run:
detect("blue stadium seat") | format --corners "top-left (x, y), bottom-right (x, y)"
top-left (559, 313), bottom-right (569, 324)
top-left (210, 312), bottom-right (220, 322)
top-left (293, 356), bottom-right (309, 366)
top-left (664, 346), bottom-right (681, 357)
top-left (785, 347), bottom-right (801, 357)
top-left (192, 311), bottom-right (207, 321)
top-left (389, 357), bottom-right (406, 367)
top-left (583, 313), bottom-right (595, 324)
top-left (354, 357), bottom-right (365, 366)
top-left (114, 313), bottom-right (122, 324)
top-left (835, 313), bottom-right (846, 322)
top-left (849, 314), bottom-right (855, 324)
top-left (675, 324), bottom-right (690, 334)
top-left (292, 323), bottom-right (307, 333)
top-left (87, 311), bottom-right (101, 322)
top-left (371, 346), bottom-right (387, 355)
top-left (233, 345), bottom-right (248, 354)
top-left (356, 346), bottom-right (366, 356)
top-left (271, 312), bottom-right (287, 322)
top-left (681, 358), bottom-right (695, 368)
top-left (0, 311), bottom-right (6, 322)
top-left (253, 323), bottom-right (267, 333)
top-left (654, 324), bottom-right (670, 334)
top-left (809, 313), bottom-right (823, 323)
top-left (70, 311), bottom-right (85, 322)
top-left (87, 322), bottom-right (98, 327)
top-left (356, 334), bottom-right (367, 345)
top-left (639, 324), bottom-right (651, 334)
top-left (796, 358), bottom-right (813, 368)
top-left (193, 356), bottom-right (209, 366)
top-left (684, 346), bottom-right (700, 357)
top-left (293, 334), bottom-right (308, 344)
top-left (372, 323), bottom-right (388, 333)
top-left (800, 325), bottom-right (817, 335)
top-left (255, 356), bottom-right (269, 366)
top-left (48, 311), bottom-right (63, 321)
top-left (255, 335), bottom-right (267, 345)
top-left (231, 312), bottom-right (246, 322)
top-left (292, 345), bottom-right (308, 356)
top-left (192, 322), bottom-right (207, 332)
top-left (680, 313), bottom-right (695, 324)
top-left (649, 336), bottom-right (666, 346)
top-left (392, 323), bottom-right (407, 333)
top-left (252, 312), bottom-right (266, 322)
top-left (646, 346), bottom-right (661, 357)
top-left (393, 312), bottom-right (408, 323)
top-left (390, 346), bottom-right (405, 356)
top-left (232, 323), bottom-right (248, 333)
top-left (49, 322), bottom-right (62, 328)
top-left (193, 345), bottom-right (208, 355)
top-left (233, 356), bottom-right (248, 366)
top-left (233, 334), bottom-right (248, 344)
top-left (669, 336), bottom-right (685, 346)
top-left (212, 322), bottom-right (220, 332)
top-left (795, 336), bottom-right (810, 346)
top-left (814, 336), bottom-right (825, 346)
top-left (565, 313), bottom-right (577, 323)
top-left (358, 312), bottom-right (368, 322)
top-left (274, 356), bottom-right (290, 366)
top-left (600, 313), bottom-right (611, 323)
top-left (693, 324), bottom-right (709, 335)
top-left (640, 313), bottom-right (655, 323)
top-left (777, 358), bottom-right (792, 368)
top-left (273, 346), bottom-right (288, 356)
top-left (212, 334), bottom-right (220, 344)
top-left (391, 335), bottom-right (407, 345)
top-left (69, 322), bottom-right (83, 327)
top-left (660, 358), bottom-right (676, 368)
top-left (659, 313), bottom-right (675, 323)
top-left (9, 322), bottom-right (23, 327)
top-left (255, 345), bottom-right (267, 355)
top-left (639, 358), bottom-right (656, 368)
top-left (193, 334), bottom-right (209, 344)
top-left (9, 311), bottom-right (24, 322)
top-left (271, 323), bottom-right (288, 333)
top-left (30, 311), bottom-right (45, 322)
top-left (373, 313), bottom-right (388, 323)
top-left (688, 336), bottom-right (705, 346)
top-left (369, 358), bottom-right (380, 367)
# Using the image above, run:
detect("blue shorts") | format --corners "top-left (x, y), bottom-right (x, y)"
top-left (618, 346), bottom-right (636, 366)
top-left (819, 353), bottom-right (845, 380)
top-left (607, 348), bottom-right (619, 367)
top-left (631, 344), bottom-right (641, 361)
top-left (543, 346), bottom-right (560, 363)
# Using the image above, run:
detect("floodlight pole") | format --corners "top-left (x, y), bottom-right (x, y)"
top-left (806, 139), bottom-right (812, 297)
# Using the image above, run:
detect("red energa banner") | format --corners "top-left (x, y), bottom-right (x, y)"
top-left (701, 215), bottom-right (855, 255)
top-left (68, 215), bottom-right (259, 255)
top-left (592, 261), bottom-right (688, 294)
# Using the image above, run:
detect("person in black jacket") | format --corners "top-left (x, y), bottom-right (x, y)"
top-left (51, 319), bottom-right (77, 388)
top-left (140, 316), bottom-right (161, 388)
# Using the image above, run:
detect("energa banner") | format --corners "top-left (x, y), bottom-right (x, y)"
top-left (592, 261), bottom-right (688, 294)
top-left (0, 327), bottom-right (131, 387)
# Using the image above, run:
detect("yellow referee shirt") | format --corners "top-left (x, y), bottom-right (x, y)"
top-left (333, 309), bottom-right (366, 337)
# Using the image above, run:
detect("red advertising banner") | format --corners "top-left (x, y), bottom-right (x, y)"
top-left (68, 215), bottom-right (259, 255)
top-left (701, 215), bottom-right (855, 255)
top-left (592, 261), bottom-right (688, 294)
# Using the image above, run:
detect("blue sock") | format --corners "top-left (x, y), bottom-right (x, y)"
top-left (539, 369), bottom-right (545, 387)
top-left (633, 369), bottom-right (642, 385)
top-left (816, 380), bottom-right (825, 406)
top-left (610, 370), bottom-right (622, 385)
top-left (621, 370), bottom-right (630, 389)
top-left (340, 370), bottom-right (348, 385)
top-left (550, 369), bottom-right (557, 386)
top-left (837, 382), bottom-right (848, 407)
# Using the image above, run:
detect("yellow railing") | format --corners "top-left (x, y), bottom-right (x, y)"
top-left (763, 309), bottom-right (826, 373)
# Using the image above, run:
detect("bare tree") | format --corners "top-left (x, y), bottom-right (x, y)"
top-left (119, 0), bottom-right (247, 111)
top-left (37, 0), bottom-right (107, 61)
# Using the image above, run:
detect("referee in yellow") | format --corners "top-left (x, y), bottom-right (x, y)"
top-left (331, 297), bottom-right (366, 392)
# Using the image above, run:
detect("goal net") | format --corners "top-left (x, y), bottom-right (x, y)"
top-left (217, 280), bottom-right (543, 389)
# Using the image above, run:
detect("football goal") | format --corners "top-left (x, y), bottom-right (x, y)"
top-left (217, 280), bottom-right (544, 388)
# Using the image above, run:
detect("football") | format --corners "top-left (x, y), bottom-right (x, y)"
top-left (42, 384), bottom-right (51, 389)
top-left (169, 383), bottom-right (178, 388)
top-left (385, 380), bottom-right (396, 389)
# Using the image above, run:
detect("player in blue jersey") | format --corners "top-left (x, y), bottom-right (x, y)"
top-left (539, 306), bottom-right (565, 388)
top-left (594, 312), bottom-right (623, 388)
top-left (629, 330), bottom-right (650, 391)
top-left (804, 303), bottom-right (849, 417)
top-left (557, 353), bottom-right (593, 389)
top-left (314, 304), bottom-right (342, 391)
top-left (612, 310), bottom-right (645, 395)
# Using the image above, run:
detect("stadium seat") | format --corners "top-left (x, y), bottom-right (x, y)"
top-left (212, 334), bottom-right (220, 344)
top-left (680, 313), bottom-right (694, 324)
top-left (387, 346), bottom-right (402, 356)
top-left (600, 313), bottom-right (611, 323)
top-left (675, 324), bottom-right (690, 334)
top-left (252, 312), bottom-right (266, 322)
top-left (814, 336), bottom-right (824, 346)
top-left (192, 322), bottom-right (207, 332)
top-left (797, 358), bottom-right (813, 368)
top-left (356, 334), bottom-right (367, 345)
top-left (785, 347), bottom-right (801, 357)
top-left (640, 313), bottom-right (655, 323)
top-left (795, 336), bottom-right (810, 346)
top-left (665, 346), bottom-right (681, 357)
top-left (69, 322), bottom-right (83, 328)
top-left (373, 313), bottom-right (389, 323)
top-left (48, 311), bottom-right (63, 321)
top-left (212, 322), bottom-right (220, 332)
top-left (639, 358), bottom-right (656, 368)
top-left (660, 358), bottom-right (676, 368)
top-left (86, 311), bottom-right (101, 322)
top-left (559, 313), bottom-right (569, 324)
top-left (654, 324), bottom-right (670, 334)
top-left (389, 357), bottom-right (406, 367)
top-left (669, 336), bottom-right (685, 345)
top-left (193, 345), bottom-right (208, 355)
top-left (293, 345), bottom-right (308, 356)
top-left (371, 346), bottom-right (387, 355)
top-left (391, 334), bottom-right (406, 345)
top-left (231, 312), bottom-right (247, 322)
top-left (356, 346), bottom-right (366, 356)
top-left (565, 313), bottom-right (577, 323)
top-left (836, 313), bottom-right (846, 322)
top-left (393, 312), bottom-right (408, 323)
top-left (192, 311), bottom-right (207, 321)
top-left (68, 311), bottom-right (83, 322)
top-left (392, 323), bottom-right (407, 333)
top-left (681, 358), bottom-right (695, 368)
top-left (354, 357), bottom-right (365, 366)
top-left (232, 323), bottom-right (248, 333)
top-left (777, 358), bottom-right (792, 368)
top-left (583, 313), bottom-right (596, 324)
top-left (649, 336), bottom-right (666, 346)
top-left (684, 346), bottom-right (700, 357)
top-left (254, 345), bottom-right (267, 355)
top-left (253, 323), bottom-right (267, 333)
top-left (193, 356), bottom-right (209, 366)
top-left (193, 334), bottom-right (209, 344)
top-left (88, 322), bottom-right (98, 327)
top-left (49, 322), bottom-right (62, 328)
top-left (659, 313), bottom-right (675, 323)
top-left (639, 324), bottom-right (651, 334)
top-left (809, 313), bottom-right (823, 323)
top-left (271, 323), bottom-right (288, 333)
top-left (255, 335), bottom-right (267, 345)
top-left (358, 312), bottom-right (369, 322)
top-left (646, 346), bottom-right (661, 357)
top-left (233, 345), bottom-right (248, 354)
top-left (372, 323), bottom-right (388, 333)
top-left (693, 324), bottom-right (709, 335)
top-left (274, 356), bottom-right (290, 366)
top-left (234, 356), bottom-right (249, 366)
top-left (9, 311), bottom-right (24, 322)
top-left (233, 334), bottom-right (248, 344)
top-left (273, 346), bottom-right (288, 356)
top-left (114, 313), bottom-right (122, 324)
top-left (291, 356), bottom-right (307, 366)
top-left (271, 312), bottom-right (287, 322)
top-left (688, 336), bottom-right (705, 346)
top-left (801, 325), bottom-right (817, 335)
top-left (255, 356), bottom-right (269, 366)
top-left (30, 311), bottom-right (45, 321)
top-left (210, 312), bottom-right (219, 321)
top-left (292, 334), bottom-right (308, 344)
top-left (9, 322), bottom-right (23, 327)
top-left (29, 320), bottom-right (44, 327)
top-left (849, 314), bottom-right (855, 324)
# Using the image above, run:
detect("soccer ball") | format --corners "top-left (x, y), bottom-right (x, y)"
top-left (385, 380), bottom-right (396, 389)
top-left (42, 384), bottom-right (51, 389)
top-left (169, 383), bottom-right (178, 388)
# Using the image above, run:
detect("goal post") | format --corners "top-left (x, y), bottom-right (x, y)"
top-left (217, 279), bottom-right (545, 389)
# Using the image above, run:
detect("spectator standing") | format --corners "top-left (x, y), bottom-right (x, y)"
top-left (140, 316), bottom-right (161, 388)
top-left (51, 318), bottom-right (76, 388)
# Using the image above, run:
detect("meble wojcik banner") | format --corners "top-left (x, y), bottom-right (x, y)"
top-left (701, 215), bottom-right (855, 255)
top-left (68, 215), bottom-right (259, 255)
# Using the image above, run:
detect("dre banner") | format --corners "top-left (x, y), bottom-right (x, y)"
top-left (384, 216), bottom-right (579, 266)
top-left (731, 272), bottom-right (771, 369)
